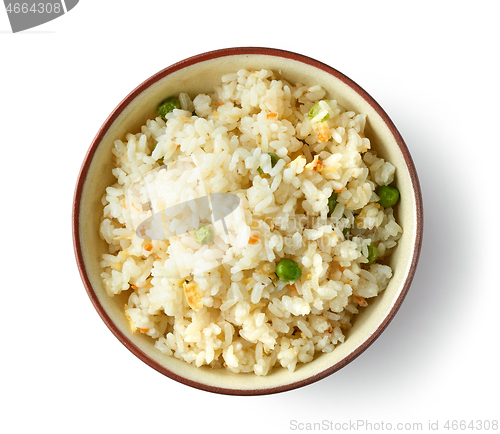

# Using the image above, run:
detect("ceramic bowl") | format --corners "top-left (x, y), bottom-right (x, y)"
top-left (72, 47), bottom-right (423, 395)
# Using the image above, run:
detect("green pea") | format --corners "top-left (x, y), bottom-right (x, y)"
top-left (257, 152), bottom-right (280, 174)
top-left (327, 192), bottom-right (338, 216)
top-left (275, 258), bottom-right (302, 284)
top-left (158, 97), bottom-right (181, 118)
top-left (366, 243), bottom-right (378, 265)
top-left (194, 225), bottom-right (214, 245)
top-left (342, 226), bottom-right (350, 240)
top-left (376, 185), bottom-right (400, 208)
top-left (308, 101), bottom-right (330, 122)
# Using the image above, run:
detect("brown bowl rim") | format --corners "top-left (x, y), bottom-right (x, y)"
top-left (72, 46), bottom-right (423, 396)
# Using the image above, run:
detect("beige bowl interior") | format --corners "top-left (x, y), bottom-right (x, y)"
top-left (75, 51), bottom-right (421, 394)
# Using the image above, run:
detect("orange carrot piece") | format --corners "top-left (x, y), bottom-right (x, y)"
top-left (248, 234), bottom-right (260, 245)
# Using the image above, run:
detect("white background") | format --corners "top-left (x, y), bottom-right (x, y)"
top-left (1, 1), bottom-right (498, 433)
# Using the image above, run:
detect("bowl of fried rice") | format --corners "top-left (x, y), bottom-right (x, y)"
top-left (73, 47), bottom-right (423, 395)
